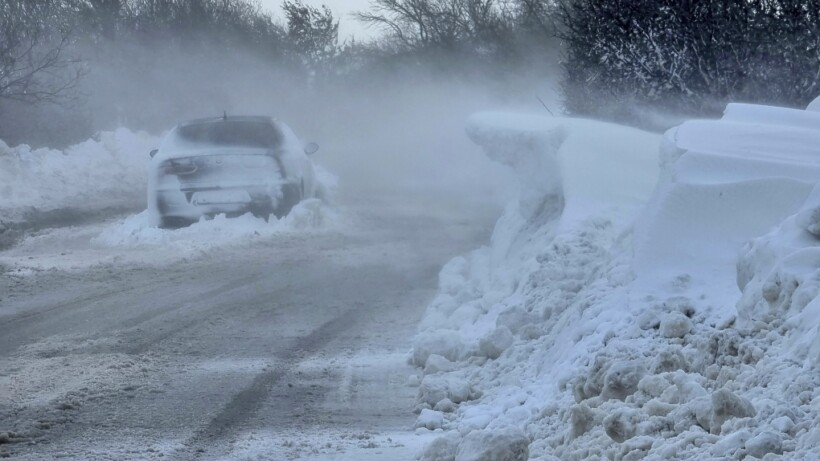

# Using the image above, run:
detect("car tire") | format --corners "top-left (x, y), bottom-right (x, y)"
top-left (159, 216), bottom-right (195, 229)
top-left (274, 183), bottom-right (301, 218)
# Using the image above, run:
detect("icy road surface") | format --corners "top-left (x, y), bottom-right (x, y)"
top-left (0, 192), bottom-right (497, 460)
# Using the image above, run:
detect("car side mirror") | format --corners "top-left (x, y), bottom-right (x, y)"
top-left (149, 149), bottom-right (158, 158)
top-left (304, 142), bottom-right (319, 155)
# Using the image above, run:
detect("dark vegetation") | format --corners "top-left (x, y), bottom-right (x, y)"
top-left (0, 0), bottom-right (817, 146)
top-left (557, 0), bottom-right (820, 124)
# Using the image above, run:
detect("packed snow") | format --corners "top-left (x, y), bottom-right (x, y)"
top-left (410, 103), bottom-right (820, 460)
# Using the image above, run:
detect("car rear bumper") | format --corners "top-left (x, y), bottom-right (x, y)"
top-left (153, 184), bottom-right (279, 221)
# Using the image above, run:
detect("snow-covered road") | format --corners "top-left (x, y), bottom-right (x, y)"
top-left (6, 99), bottom-right (818, 461)
top-left (0, 192), bottom-right (498, 460)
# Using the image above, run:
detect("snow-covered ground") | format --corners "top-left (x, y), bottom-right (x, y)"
top-left (410, 101), bottom-right (820, 460)
top-left (4, 97), bottom-right (820, 460)
top-left (0, 117), bottom-right (499, 460)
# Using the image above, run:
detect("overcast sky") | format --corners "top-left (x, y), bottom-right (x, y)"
top-left (260, 0), bottom-right (378, 41)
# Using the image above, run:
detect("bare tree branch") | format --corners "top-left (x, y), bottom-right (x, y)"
top-left (0, 1), bottom-right (84, 105)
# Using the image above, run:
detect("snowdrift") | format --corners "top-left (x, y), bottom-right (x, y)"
top-left (412, 102), bottom-right (820, 460)
top-left (0, 129), bottom-right (157, 244)
top-left (95, 198), bottom-right (336, 249)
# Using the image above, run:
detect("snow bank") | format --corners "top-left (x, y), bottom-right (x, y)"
top-left (412, 104), bottom-right (820, 460)
top-left (807, 96), bottom-right (820, 113)
top-left (415, 113), bottom-right (659, 363)
top-left (0, 199), bottom-right (339, 274)
top-left (0, 129), bottom-right (157, 226)
top-left (736, 184), bottom-right (820, 369)
top-left (94, 198), bottom-right (336, 249)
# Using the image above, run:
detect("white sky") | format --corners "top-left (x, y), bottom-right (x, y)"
top-left (259, 0), bottom-right (378, 41)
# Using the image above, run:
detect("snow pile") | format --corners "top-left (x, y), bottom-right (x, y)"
top-left (411, 104), bottom-right (820, 460)
top-left (736, 184), bottom-right (820, 369)
top-left (807, 96), bottom-right (820, 113)
top-left (0, 129), bottom-right (156, 224)
top-left (94, 198), bottom-right (337, 249)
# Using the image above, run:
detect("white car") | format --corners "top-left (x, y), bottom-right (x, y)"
top-left (147, 115), bottom-right (319, 228)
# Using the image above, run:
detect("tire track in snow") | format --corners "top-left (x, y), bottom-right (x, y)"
top-left (0, 270), bottom-right (262, 357)
top-left (0, 272), bottom-right (187, 356)
top-left (114, 273), bottom-right (268, 356)
top-left (175, 305), bottom-right (362, 460)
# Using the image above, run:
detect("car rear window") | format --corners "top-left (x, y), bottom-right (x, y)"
top-left (174, 121), bottom-right (281, 148)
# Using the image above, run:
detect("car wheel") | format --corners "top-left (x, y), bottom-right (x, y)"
top-left (274, 183), bottom-right (301, 218)
top-left (159, 216), bottom-right (195, 229)
top-left (251, 208), bottom-right (272, 222)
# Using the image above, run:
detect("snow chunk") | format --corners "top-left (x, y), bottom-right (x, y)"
top-left (659, 312), bottom-right (692, 338)
top-left (478, 326), bottom-right (514, 360)
top-left (413, 330), bottom-right (465, 367)
top-left (711, 388), bottom-right (756, 434)
top-left (744, 431), bottom-right (783, 458)
top-left (425, 354), bottom-right (455, 375)
top-left (434, 398), bottom-right (457, 413)
top-left (416, 409), bottom-right (445, 430)
top-left (496, 307), bottom-right (538, 336)
top-left (602, 362), bottom-right (645, 401)
top-left (651, 348), bottom-right (690, 373)
top-left (710, 429), bottom-right (752, 457)
top-left (603, 408), bottom-right (640, 443)
top-left (455, 427), bottom-right (529, 461)
top-left (771, 415), bottom-right (795, 434)
top-left (419, 375), bottom-right (473, 407)
top-left (568, 403), bottom-right (601, 439)
top-left (421, 431), bottom-right (461, 461)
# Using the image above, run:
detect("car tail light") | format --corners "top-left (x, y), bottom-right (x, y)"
top-left (160, 159), bottom-right (197, 176)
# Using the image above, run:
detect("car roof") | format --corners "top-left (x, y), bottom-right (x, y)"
top-left (177, 115), bottom-right (276, 127)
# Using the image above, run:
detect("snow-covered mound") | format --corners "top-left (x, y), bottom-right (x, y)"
top-left (411, 105), bottom-right (820, 460)
top-left (736, 184), bottom-right (820, 369)
top-left (0, 199), bottom-right (339, 275)
top-left (807, 95), bottom-right (820, 113)
top-left (0, 129), bottom-right (156, 228)
top-left (94, 198), bottom-right (336, 249)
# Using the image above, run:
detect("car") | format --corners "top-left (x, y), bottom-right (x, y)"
top-left (147, 115), bottom-right (320, 228)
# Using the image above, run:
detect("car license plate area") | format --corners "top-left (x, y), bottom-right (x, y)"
top-left (191, 190), bottom-right (252, 206)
